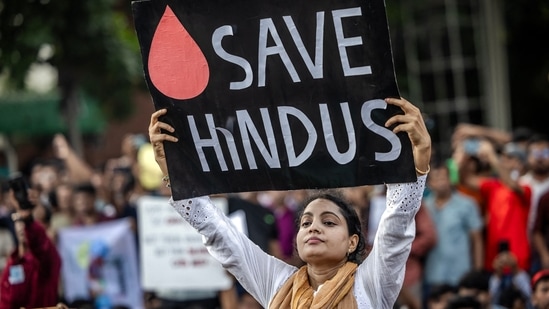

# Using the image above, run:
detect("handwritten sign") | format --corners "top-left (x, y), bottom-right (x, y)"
top-left (133, 0), bottom-right (415, 199)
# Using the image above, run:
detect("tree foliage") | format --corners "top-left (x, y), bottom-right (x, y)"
top-left (0, 0), bottom-right (143, 120)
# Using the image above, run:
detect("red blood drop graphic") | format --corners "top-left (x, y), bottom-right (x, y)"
top-left (148, 6), bottom-right (210, 100)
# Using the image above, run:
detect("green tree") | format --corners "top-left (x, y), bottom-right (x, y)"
top-left (0, 0), bottom-right (142, 154)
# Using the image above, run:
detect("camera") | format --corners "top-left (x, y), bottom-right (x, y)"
top-left (8, 175), bottom-right (34, 210)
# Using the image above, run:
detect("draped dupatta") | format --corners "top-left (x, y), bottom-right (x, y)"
top-left (269, 262), bottom-right (358, 309)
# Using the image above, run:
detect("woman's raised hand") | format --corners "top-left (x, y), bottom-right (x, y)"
top-left (384, 97), bottom-right (432, 176)
top-left (148, 109), bottom-right (178, 176)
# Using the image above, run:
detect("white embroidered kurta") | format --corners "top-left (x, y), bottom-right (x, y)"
top-left (170, 175), bottom-right (426, 309)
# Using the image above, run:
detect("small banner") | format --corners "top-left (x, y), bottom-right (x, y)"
top-left (58, 219), bottom-right (143, 308)
top-left (132, 0), bottom-right (415, 199)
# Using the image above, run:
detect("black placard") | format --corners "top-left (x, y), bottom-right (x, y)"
top-left (133, 0), bottom-right (416, 199)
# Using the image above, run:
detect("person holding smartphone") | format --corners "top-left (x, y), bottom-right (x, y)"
top-left (0, 176), bottom-right (62, 309)
top-left (458, 139), bottom-right (532, 272)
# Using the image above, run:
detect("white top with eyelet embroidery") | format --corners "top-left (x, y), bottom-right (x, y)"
top-left (170, 175), bottom-right (426, 309)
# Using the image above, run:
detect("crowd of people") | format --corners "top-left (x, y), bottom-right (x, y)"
top-left (0, 111), bottom-right (549, 309)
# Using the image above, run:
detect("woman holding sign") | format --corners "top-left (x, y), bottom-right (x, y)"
top-left (148, 97), bottom-right (431, 309)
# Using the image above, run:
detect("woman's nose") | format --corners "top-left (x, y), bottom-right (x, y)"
top-left (308, 220), bottom-right (321, 233)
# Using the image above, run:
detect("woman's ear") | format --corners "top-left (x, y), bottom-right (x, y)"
top-left (349, 234), bottom-right (359, 253)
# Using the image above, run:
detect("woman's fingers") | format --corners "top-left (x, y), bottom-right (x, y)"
top-left (384, 97), bottom-right (431, 174)
top-left (385, 97), bottom-right (420, 115)
top-left (151, 132), bottom-right (178, 143)
top-left (148, 109), bottom-right (178, 143)
top-left (153, 122), bottom-right (176, 134)
top-left (384, 114), bottom-right (415, 129)
top-left (150, 109), bottom-right (167, 126)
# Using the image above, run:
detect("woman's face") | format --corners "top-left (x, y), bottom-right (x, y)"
top-left (296, 198), bottom-right (358, 265)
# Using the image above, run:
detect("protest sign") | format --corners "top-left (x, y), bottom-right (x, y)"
top-left (133, 0), bottom-right (416, 199)
top-left (58, 219), bottom-right (143, 308)
top-left (137, 195), bottom-right (233, 290)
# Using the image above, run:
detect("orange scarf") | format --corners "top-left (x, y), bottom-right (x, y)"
top-left (269, 262), bottom-right (358, 309)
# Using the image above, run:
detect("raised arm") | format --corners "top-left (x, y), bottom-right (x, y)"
top-left (148, 109), bottom-right (297, 307)
top-left (359, 97), bottom-right (430, 308)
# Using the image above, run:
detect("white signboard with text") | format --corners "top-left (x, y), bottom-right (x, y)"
top-left (137, 195), bottom-right (233, 290)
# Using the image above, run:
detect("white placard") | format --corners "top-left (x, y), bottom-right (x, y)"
top-left (137, 196), bottom-right (233, 290)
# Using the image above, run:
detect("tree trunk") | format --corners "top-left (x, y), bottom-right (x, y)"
top-left (58, 69), bottom-right (84, 157)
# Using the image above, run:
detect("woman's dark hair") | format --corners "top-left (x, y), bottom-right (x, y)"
top-left (297, 190), bottom-right (366, 264)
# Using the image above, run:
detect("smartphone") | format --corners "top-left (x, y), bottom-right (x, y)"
top-left (8, 176), bottom-right (34, 210)
top-left (464, 138), bottom-right (480, 156)
top-left (498, 240), bottom-right (510, 253)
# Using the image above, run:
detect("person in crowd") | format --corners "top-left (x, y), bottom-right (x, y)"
top-left (257, 190), bottom-right (298, 262)
top-left (28, 158), bottom-right (65, 228)
top-left (451, 123), bottom-right (512, 158)
top-left (108, 167), bottom-right (139, 223)
top-left (0, 218), bottom-right (14, 276)
top-left (148, 97), bottom-right (431, 308)
top-left (396, 205), bottom-right (437, 309)
top-left (489, 251), bottom-right (531, 308)
top-left (533, 190), bottom-right (549, 271)
top-left (449, 125), bottom-right (530, 218)
top-left (71, 183), bottom-right (111, 226)
top-left (52, 134), bottom-right (94, 184)
top-left (0, 177), bottom-right (61, 308)
top-left (103, 134), bottom-right (148, 198)
top-left (0, 181), bottom-right (15, 257)
top-left (459, 139), bottom-right (531, 272)
top-left (496, 286), bottom-right (530, 309)
top-left (364, 184), bottom-right (387, 251)
top-left (457, 270), bottom-right (501, 309)
top-left (228, 192), bottom-right (283, 309)
top-left (0, 182), bottom-right (15, 275)
top-left (449, 137), bottom-right (492, 218)
top-left (520, 135), bottom-right (549, 273)
top-left (446, 296), bottom-right (483, 309)
top-left (423, 161), bottom-right (484, 287)
top-left (520, 135), bottom-right (549, 235)
top-left (341, 185), bottom-right (373, 242)
top-left (426, 284), bottom-right (456, 309)
top-left (47, 183), bottom-right (73, 242)
top-left (531, 269), bottom-right (549, 309)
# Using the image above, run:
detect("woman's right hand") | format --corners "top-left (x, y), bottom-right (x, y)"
top-left (148, 109), bottom-right (178, 176)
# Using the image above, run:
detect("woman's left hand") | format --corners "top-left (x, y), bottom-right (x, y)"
top-left (384, 97), bottom-right (432, 175)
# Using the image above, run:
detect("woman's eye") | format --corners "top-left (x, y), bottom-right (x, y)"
top-left (301, 221), bottom-right (311, 228)
top-left (323, 221), bottom-right (336, 226)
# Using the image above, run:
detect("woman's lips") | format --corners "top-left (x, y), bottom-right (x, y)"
top-left (306, 237), bottom-right (323, 244)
